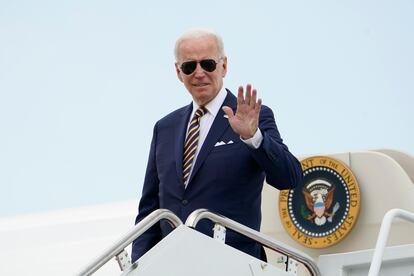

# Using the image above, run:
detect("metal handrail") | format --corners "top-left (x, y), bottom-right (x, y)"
top-left (77, 209), bottom-right (183, 276)
top-left (185, 209), bottom-right (320, 276)
top-left (368, 208), bottom-right (414, 276)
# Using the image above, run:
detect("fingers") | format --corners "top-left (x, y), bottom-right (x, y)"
top-left (238, 84), bottom-right (260, 110)
top-left (237, 86), bottom-right (244, 105)
top-left (255, 98), bottom-right (262, 113)
top-left (245, 84), bottom-right (252, 106)
top-left (250, 88), bottom-right (257, 109)
top-left (222, 106), bottom-right (235, 119)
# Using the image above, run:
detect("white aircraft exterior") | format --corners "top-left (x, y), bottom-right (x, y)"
top-left (1, 149), bottom-right (413, 275)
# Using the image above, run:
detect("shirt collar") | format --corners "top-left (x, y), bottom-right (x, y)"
top-left (192, 87), bottom-right (227, 118)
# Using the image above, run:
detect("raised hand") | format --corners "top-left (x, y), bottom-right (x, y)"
top-left (222, 84), bottom-right (262, 139)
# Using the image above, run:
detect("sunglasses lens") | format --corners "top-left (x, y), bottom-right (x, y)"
top-left (180, 59), bottom-right (218, 75)
top-left (200, 59), bottom-right (217, 72)
top-left (181, 61), bottom-right (197, 75)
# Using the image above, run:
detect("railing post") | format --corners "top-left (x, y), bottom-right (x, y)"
top-left (213, 223), bottom-right (226, 243)
top-left (115, 250), bottom-right (131, 271)
top-left (287, 257), bottom-right (299, 275)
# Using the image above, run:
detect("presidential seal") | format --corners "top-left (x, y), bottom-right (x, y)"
top-left (279, 156), bottom-right (361, 248)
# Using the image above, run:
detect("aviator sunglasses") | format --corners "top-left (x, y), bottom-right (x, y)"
top-left (180, 58), bottom-right (222, 75)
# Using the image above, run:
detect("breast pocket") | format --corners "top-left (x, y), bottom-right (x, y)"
top-left (211, 141), bottom-right (242, 153)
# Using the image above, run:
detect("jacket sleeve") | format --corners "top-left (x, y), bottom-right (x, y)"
top-left (131, 122), bottom-right (162, 262)
top-left (247, 105), bottom-right (303, 190)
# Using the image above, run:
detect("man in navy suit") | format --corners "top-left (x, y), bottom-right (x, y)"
top-left (131, 28), bottom-right (302, 262)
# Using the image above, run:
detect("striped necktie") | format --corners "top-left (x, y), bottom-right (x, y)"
top-left (183, 106), bottom-right (207, 184)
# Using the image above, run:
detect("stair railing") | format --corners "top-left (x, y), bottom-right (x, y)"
top-left (368, 208), bottom-right (414, 276)
top-left (185, 208), bottom-right (320, 276)
top-left (77, 209), bottom-right (182, 276)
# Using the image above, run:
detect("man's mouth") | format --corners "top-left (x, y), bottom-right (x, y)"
top-left (193, 83), bottom-right (209, 87)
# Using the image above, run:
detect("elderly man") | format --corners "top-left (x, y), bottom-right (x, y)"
top-left (131, 28), bottom-right (302, 262)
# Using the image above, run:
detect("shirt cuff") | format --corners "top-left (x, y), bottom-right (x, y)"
top-left (240, 128), bottom-right (263, 149)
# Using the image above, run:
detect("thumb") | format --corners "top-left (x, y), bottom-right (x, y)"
top-left (222, 106), bottom-right (234, 119)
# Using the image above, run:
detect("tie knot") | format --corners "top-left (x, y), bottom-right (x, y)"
top-left (195, 106), bottom-right (207, 118)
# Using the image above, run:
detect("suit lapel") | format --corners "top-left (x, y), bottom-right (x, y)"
top-left (188, 90), bottom-right (237, 185)
top-left (175, 103), bottom-right (193, 185)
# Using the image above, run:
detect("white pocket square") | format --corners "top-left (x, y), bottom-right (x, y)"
top-left (214, 140), bottom-right (234, 147)
top-left (214, 141), bottom-right (226, 147)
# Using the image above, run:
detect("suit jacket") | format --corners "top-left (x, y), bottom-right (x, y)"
top-left (131, 90), bottom-right (302, 262)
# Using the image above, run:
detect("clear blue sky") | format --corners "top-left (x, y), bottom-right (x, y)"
top-left (1, 0), bottom-right (413, 216)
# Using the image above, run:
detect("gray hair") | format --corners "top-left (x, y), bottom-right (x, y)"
top-left (174, 28), bottom-right (225, 61)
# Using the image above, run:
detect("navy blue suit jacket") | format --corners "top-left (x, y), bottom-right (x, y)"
top-left (131, 90), bottom-right (302, 262)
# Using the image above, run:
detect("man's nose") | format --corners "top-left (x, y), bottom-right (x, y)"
top-left (193, 63), bottom-right (206, 77)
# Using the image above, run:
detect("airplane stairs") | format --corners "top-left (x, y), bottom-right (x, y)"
top-left (77, 207), bottom-right (414, 276)
top-left (77, 150), bottom-right (414, 276)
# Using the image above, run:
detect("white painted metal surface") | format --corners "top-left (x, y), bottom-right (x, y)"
top-left (374, 149), bottom-right (414, 184)
top-left (318, 244), bottom-right (414, 276)
top-left (121, 225), bottom-right (292, 276)
top-left (368, 209), bottom-right (414, 276)
top-left (185, 209), bottom-right (320, 276)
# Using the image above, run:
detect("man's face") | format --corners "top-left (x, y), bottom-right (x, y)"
top-left (175, 35), bottom-right (227, 106)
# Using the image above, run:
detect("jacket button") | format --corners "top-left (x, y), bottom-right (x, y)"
top-left (182, 199), bottom-right (188, 205)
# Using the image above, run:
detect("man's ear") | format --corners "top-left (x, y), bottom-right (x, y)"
top-left (221, 56), bottom-right (228, 78)
top-left (175, 63), bottom-right (184, 83)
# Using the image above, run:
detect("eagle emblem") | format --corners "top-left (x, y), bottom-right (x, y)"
top-left (302, 179), bottom-right (340, 226)
top-left (279, 156), bottom-right (361, 248)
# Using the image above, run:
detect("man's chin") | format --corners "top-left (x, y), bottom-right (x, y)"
top-left (193, 94), bottom-right (215, 106)
top-left (192, 85), bottom-right (211, 93)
